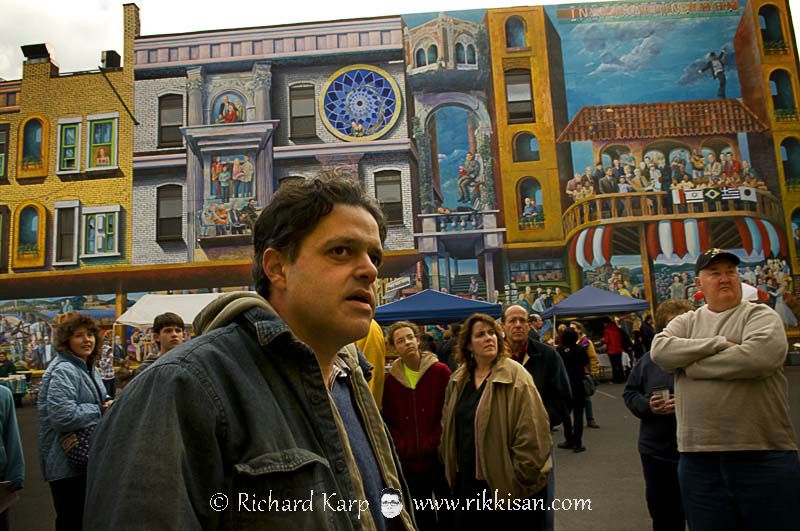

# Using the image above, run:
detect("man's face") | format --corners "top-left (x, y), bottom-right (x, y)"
top-left (504, 306), bottom-right (529, 344)
top-left (391, 327), bottom-right (419, 362)
top-left (266, 204), bottom-right (382, 354)
top-left (157, 325), bottom-right (184, 354)
top-left (696, 259), bottom-right (742, 311)
top-left (381, 493), bottom-right (402, 518)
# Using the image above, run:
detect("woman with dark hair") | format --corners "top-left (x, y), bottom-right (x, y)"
top-left (440, 313), bottom-right (552, 528)
top-left (557, 328), bottom-right (589, 453)
top-left (37, 314), bottom-right (111, 530)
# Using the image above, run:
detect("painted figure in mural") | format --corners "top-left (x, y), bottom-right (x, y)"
top-left (231, 157), bottom-right (243, 198)
top-left (698, 45), bottom-right (728, 99)
top-left (651, 249), bottom-right (800, 531)
top-left (228, 201), bottom-right (246, 235)
top-left (350, 120), bottom-right (365, 137)
top-left (469, 276), bottom-right (479, 299)
top-left (457, 151), bottom-right (482, 204)
top-left (239, 155), bottom-right (254, 197)
top-left (691, 149), bottom-right (705, 182)
top-left (722, 152), bottom-right (741, 182)
top-left (770, 278), bottom-right (798, 327)
top-left (566, 173), bottom-right (584, 202)
top-left (611, 159), bottom-right (623, 180)
top-left (521, 197), bottom-right (540, 223)
top-left (217, 162), bottom-right (231, 203)
top-left (95, 147), bottom-right (110, 166)
top-left (210, 203), bottom-right (228, 236)
top-left (210, 156), bottom-right (222, 198)
top-left (240, 198), bottom-right (258, 233)
top-left (215, 95), bottom-right (242, 124)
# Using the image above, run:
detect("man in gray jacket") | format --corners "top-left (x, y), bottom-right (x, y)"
top-left (85, 178), bottom-right (415, 530)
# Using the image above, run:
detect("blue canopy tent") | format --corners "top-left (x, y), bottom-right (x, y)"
top-left (540, 285), bottom-right (650, 320)
top-left (374, 289), bottom-right (502, 325)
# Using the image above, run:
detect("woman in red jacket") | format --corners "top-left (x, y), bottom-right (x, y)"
top-left (382, 321), bottom-right (451, 530)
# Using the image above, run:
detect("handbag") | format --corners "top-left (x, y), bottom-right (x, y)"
top-left (582, 374), bottom-right (597, 397)
top-left (59, 424), bottom-right (97, 471)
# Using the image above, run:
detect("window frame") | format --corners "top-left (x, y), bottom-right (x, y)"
top-left (289, 85), bottom-right (317, 139)
top-left (158, 94), bottom-right (184, 148)
top-left (505, 69), bottom-right (535, 124)
top-left (80, 204), bottom-right (120, 258)
top-left (0, 123), bottom-right (8, 181)
top-left (86, 113), bottom-right (119, 171)
top-left (11, 200), bottom-right (47, 269)
top-left (374, 170), bottom-right (404, 226)
top-left (53, 200), bottom-right (80, 266)
top-left (17, 115), bottom-right (48, 179)
top-left (56, 118), bottom-right (82, 175)
top-left (156, 184), bottom-right (184, 242)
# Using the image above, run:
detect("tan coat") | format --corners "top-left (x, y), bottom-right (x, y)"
top-left (440, 357), bottom-right (553, 499)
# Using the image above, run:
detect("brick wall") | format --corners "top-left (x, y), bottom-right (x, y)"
top-left (360, 154), bottom-right (415, 250)
top-left (134, 77), bottom-right (187, 153)
top-left (132, 170), bottom-right (189, 265)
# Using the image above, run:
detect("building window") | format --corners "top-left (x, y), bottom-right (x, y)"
top-left (19, 117), bottom-right (47, 176)
top-left (415, 48), bottom-right (427, 67)
top-left (781, 137), bottom-right (800, 186)
top-left (0, 92), bottom-right (17, 107)
top-left (57, 121), bottom-right (81, 173)
top-left (158, 94), bottom-right (183, 147)
top-left (467, 44), bottom-right (476, 65)
top-left (427, 45), bottom-right (438, 65)
top-left (0, 124), bottom-right (8, 180)
top-left (456, 43), bottom-right (466, 65)
top-left (0, 205), bottom-right (8, 272)
top-left (505, 69), bottom-right (535, 123)
top-left (54, 200), bottom-right (79, 265)
top-left (81, 205), bottom-right (120, 257)
top-left (290, 85), bottom-right (316, 139)
top-left (375, 170), bottom-right (403, 225)
top-left (12, 200), bottom-right (46, 269)
top-left (505, 16), bottom-right (527, 48)
top-left (759, 5), bottom-right (787, 54)
top-left (87, 114), bottom-right (118, 169)
top-left (513, 133), bottom-right (540, 162)
top-left (770, 69), bottom-right (796, 120)
top-left (157, 185), bottom-right (183, 241)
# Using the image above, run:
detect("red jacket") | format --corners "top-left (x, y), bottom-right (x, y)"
top-left (604, 322), bottom-right (624, 355)
top-left (382, 353), bottom-right (451, 474)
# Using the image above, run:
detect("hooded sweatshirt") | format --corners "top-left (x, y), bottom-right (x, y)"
top-left (382, 352), bottom-right (451, 474)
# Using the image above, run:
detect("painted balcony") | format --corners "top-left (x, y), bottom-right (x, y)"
top-left (562, 190), bottom-right (783, 241)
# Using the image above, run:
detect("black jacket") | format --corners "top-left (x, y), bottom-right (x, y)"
top-left (513, 339), bottom-right (573, 428)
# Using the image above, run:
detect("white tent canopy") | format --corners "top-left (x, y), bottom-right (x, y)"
top-left (115, 293), bottom-right (225, 329)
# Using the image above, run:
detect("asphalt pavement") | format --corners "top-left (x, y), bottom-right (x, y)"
top-left (9, 367), bottom-right (800, 530)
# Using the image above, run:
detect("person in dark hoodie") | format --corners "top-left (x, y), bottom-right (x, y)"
top-left (84, 178), bottom-right (416, 531)
top-left (623, 299), bottom-right (692, 531)
top-left (382, 321), bottom-right (451, 530)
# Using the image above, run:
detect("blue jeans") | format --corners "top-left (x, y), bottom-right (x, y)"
top-left (678, 451), bottom-right (800, 531)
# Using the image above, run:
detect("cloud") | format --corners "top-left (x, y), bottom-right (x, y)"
top-left (587, 34), bottom-right (663, 77)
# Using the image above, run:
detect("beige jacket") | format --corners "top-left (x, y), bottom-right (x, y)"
top-left (440, 357), bottom-right (553, 499)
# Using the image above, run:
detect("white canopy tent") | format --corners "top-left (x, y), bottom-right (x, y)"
top-left (115, 293), bottom-right (225, 329)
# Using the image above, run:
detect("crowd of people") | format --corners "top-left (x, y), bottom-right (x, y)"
top-left (200, 198), bottom-right (260, 237)
top-left (565, 150), bottom-right (769, 204)
top-left (0, 178), bottom-right (797, 531)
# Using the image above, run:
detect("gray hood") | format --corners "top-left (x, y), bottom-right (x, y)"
top-left (193, 291), bottom-right (276, 335)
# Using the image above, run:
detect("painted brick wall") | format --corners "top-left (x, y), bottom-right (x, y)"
top-left (132, 171), bottom-right (189, 265)
top-left (134, 77), bottom-right (187, 153)
top-left (271, 62), bottom-right (409, 146)
top-left (360, 154), bottom-right (415, 250)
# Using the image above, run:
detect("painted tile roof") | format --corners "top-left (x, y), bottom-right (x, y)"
top-left (557, 99), bottom-right (767, 143)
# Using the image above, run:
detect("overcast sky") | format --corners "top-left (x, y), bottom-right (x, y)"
top-left (1, 0), bottom-right (798, 80)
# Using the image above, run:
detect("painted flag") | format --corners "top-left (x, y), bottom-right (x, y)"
top-left (671, 189), bottom-right (685, 204)
top-left (703, 188), bottom-right (721, 201)
top-left (685, 189), bottom-right (705, 203)
top-left (722, 187), bottom-right (741, 200)
top-left (739, 187), bottom-right (757, 202)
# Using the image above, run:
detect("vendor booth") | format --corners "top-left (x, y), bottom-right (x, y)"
top-left (374, 289), bottom-right (502, 325)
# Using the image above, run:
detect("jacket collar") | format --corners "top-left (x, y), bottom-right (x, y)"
top-left (451, 356), bottom-right (515, 386)
top-left (389, 351), bottom-right (438, 387)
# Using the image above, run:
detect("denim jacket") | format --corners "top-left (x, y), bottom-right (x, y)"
top-left (85, 293), bottom-right (415, 530)
top-left (37, 351), bottom-right (106, 482)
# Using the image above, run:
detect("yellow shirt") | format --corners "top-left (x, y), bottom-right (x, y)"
top-left (402, 364), bottom-right (420, 390)
top-left (355, 320), bottom-right (386, 408)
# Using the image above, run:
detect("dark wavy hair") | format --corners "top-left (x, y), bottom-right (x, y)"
top-left (55, 314), bottom-right (101, 367)
top-left (252, 177), bottom-right (387, 299)
top-left (454, 313), bottom-right (509, 371)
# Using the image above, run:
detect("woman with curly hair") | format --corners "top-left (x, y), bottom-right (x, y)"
top-left (440, 313), bottom-right (553, 528)
top-left (37, 314), bottom-right (111, 530)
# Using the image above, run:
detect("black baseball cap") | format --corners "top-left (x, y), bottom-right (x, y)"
top-left (695, 248), bottom-right (740, 275)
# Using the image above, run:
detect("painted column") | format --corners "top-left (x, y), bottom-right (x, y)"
top-left (443, 255), bottom-right (451, 291)
top-left (484, 251), bottom-right (496, 302)
top-left (638, 224), bottom-right (656, 315)
top-left (114, 291), bottom-right (127, 348)
top-left (568, 257), bottom-right (582, 293)
top-left (430, 257), bottom-right (440, 291)
top-left (251, 62), bottom-right (272, 120)
top-left (185, 66), bottom-right (204, 262)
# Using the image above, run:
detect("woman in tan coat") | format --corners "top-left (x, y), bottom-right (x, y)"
top-left (440, 313), bottom-right (552, 528)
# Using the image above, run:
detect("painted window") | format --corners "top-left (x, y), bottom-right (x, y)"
top-left (22, 119), bottom-right (43, 171)
top-left (759, 5), bottom-right (786, 53)
top-left (0, 91), bottom-right (16, 108)
top-left (518, 177), bottom-right (544, 229)
top-left (0, 124), bottom-right (8, 180)
top-left (157, 185), bottom-right (183, 241)
top-left (770, 69), bottom-right (796, 117)
top-left (54, 201), bottom-right (79, 265)
top-left (427, 45), bottom-right (438, 65)
top-left (88, 117), bottom-right (117, 169)
top-left (58, 123), bottom-right (80, 172)
top-left (81, 206), bottom-right (119, 257)
top-left (505, 69), bottom-right (535, 123)
top-left (159, 94), bottom-right (184, 147)
top-left (781, 137), bottom-right (800, 185)
top-left (290, 85), bottom-right (316, 138)
top-left (11, 201), bottom-right (45, 268)
top-left (18, 206), bottom-right (39, 257)
top-left (513, 133), bottom-right (540, 162)
top-left (505, 16), bottom-right (527, 48)
top-left (415, 48), bottom-right (427, 67)
top-left (456, 43), bottom-right (466, 65)
top-left (375, 170), bottom-right (403, 225)
top-left (0, 206), bottom-right (8, 272)
top-left (467, 44), bottom-right (476, 65)
top-left (792, 208), bottom-right (800, 259)
top-left (455, 41), bottom-right (477, 66)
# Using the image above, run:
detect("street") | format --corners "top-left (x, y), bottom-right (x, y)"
top-left (9, 367), bottom-right (800, 530)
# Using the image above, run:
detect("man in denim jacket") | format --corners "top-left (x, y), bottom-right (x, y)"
top-left (85, 178), bottom-right (415, 530)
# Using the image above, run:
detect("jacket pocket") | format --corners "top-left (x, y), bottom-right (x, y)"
top-left (231, 448), bottom-right (338, 530)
